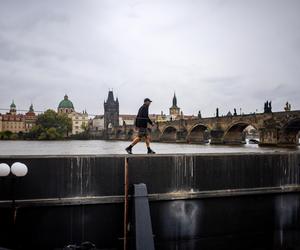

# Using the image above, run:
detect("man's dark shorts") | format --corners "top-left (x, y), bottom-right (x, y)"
top-left (137, 127), bottom-right (150, 138)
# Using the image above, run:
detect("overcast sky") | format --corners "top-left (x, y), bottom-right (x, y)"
top-left (0, 0), bottom-right (299, 117)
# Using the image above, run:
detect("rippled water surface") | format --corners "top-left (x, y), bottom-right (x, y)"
top-left (0, 140), bottom-right (299, 155)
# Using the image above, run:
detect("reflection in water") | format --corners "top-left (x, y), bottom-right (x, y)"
top-left (160, 200), bottom-right (201, 250)
top-left (169, 201), bottom-right (200, 238)
top-left (274, 195), bottom-right (300, 248)
top-left (0, 140), bottom-right (299, 155)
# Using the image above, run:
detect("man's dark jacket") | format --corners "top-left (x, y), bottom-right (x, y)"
top-left (135, 104), bottom-right (153, 128)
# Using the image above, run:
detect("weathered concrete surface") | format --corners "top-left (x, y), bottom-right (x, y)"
top-left (0, 153), bottom-right (300, 249)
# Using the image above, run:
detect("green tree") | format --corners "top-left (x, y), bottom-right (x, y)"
top-left (38, 132), bottom-right (48, 140)
top-left (27, 124), bottom-right (44, 139)
top-left (17, 131), bottom-right (24, 139)
top-left (46, 127), bottom-right (60, 140)
top-left (0, 131), bottom-right (13, 140)
top-left (29, 109), bottom-right (72, 140)
top-left (10, 133), bottom-right (18, 140)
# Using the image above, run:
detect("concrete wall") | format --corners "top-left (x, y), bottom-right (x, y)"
top-left (0, 153), bottom-right (300, 249)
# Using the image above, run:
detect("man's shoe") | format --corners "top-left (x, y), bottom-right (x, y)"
top-left (147, 148), bottom-right (156, 154)
top-left (125, 146), bottom-right (132, 154)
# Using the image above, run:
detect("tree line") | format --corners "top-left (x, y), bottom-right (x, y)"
top-left (0, 110), bottom-right (72, 140)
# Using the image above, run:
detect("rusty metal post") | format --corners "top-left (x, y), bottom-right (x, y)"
top-left (123, 157), bottom-right (129, 250)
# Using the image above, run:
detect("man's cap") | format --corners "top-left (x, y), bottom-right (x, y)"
top-left (144, 98), bottom-right (152, 102)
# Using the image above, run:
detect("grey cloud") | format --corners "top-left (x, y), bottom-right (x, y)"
top-left (0, 0), bottom-right (299, 117)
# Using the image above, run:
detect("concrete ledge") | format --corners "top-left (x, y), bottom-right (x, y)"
top-left (1, 185), bottom-right (300, 207)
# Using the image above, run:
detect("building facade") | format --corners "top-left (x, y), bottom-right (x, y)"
top-left (156, 111), bottom-right (168, 122)
top-left (0, 101), bottom-right (36, 134)
top-left (104, 90), bottom-right (119, 129)
top-left (70, 111), bottom-right (89, 135)
top-left (25, 104), bottom-right (37, 132)
top-left (119, 114), bottom-right (136, 126)
top-left (91, 115), bottom-right (105, 131)
top-left (57, 94), bottom-right (88, 135)
top-left (1, 101), bottom-right (25, 133)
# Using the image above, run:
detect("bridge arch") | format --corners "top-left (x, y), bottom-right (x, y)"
top-left (223, 122), bottom-right (258, 144)
top-left (177, 128), bottom-right (188, 142)
top-left (187, 124), bottom-right (209, 144)
top-left (160, 126), bottom-right (178, 142)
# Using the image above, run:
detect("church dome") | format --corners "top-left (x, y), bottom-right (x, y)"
top-left (58, 95), bottom-right (74, 109)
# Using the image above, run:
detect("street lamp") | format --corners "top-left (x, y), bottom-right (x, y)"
top-left (0, 162), bottom-right (28, 231)
top-left (0, 163), bottom-right (10, 177)
top-left (11, 162), bottom-right (28, 177)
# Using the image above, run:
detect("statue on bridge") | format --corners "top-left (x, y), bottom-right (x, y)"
top-left (284, 102), bottom-right (291, 112)
top-left (234, 108), bottom-right (237, 116)
top-left (198, 110), bottom-right (202, 118)
top-left (264, 101), bottom-right (272, 113)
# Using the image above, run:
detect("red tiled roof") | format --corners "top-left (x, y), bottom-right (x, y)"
top-left (2, 113), bottom-right (25, 121)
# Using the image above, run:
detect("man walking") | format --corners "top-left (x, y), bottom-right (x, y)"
top-left (125, 98), bottom-right (156, 154)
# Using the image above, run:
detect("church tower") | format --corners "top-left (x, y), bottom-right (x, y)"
top-left (10, 100), bottom-right (17, 115)
top-left (104, 90), bottom-right (119, 129)
top-left (169, 93), bottom-right (180, 117)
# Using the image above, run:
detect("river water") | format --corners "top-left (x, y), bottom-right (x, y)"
top-left (0, 140), bottom-right (299, 155)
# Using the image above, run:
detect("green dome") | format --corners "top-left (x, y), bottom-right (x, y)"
top-left (58, 95), bottom-right (74, 109)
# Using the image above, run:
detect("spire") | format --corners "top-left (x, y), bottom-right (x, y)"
top-left (64, 94), bottom-right (68, 100)
top-left (172, 92), bottom-right (177, 107)
top-left (10, 99), bottom-right (16, 114)
top-left (10, 100), bottom-right (16, 108)
top-left (106, 90), bottom-right (115, 103)
top-left (29, 103), bottom-right (34, 112)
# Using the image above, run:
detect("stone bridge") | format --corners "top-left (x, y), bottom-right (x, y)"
top-left (108, 110), bottom-right (300, 147)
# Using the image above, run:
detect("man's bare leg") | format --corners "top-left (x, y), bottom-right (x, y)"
top-left (131, 136), bottom-right (141, 146)
top-left (145, 136), bottom-right (150, 148)
top-left (125, 136), bottom-right (141, 154)
top-left (146, 135), bottom-right (155, 154)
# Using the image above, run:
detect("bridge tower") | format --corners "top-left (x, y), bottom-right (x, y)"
top-left (104, 90), bottom-right (119, 129)
top-left (169, 93), bottom-right (180, 118)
